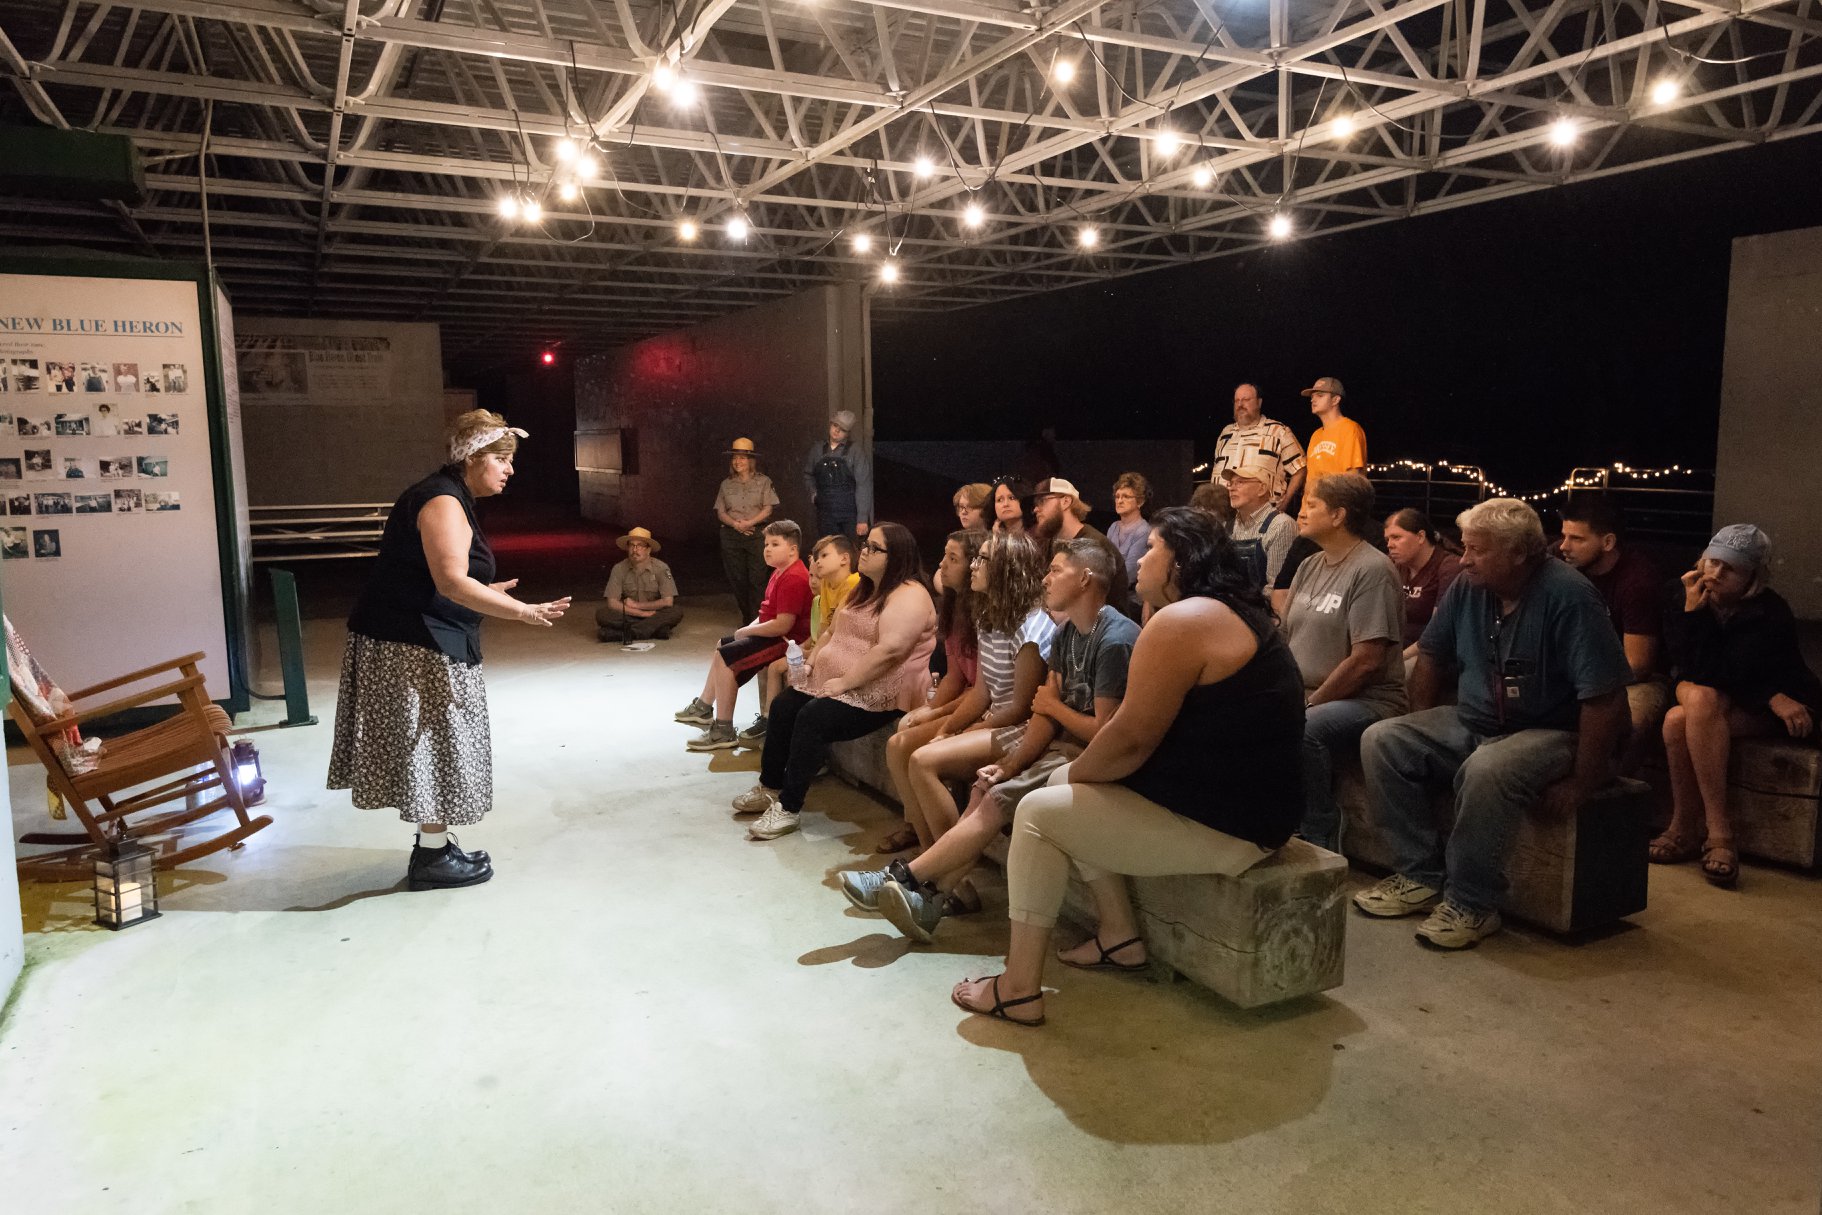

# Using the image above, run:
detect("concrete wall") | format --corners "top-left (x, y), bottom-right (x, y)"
top-left (234, 318), bottom-right (446, 506)
top-left (1716, 226), bottom-right (1822, 619)
top-left (574, 284), bottom-right (869, 545)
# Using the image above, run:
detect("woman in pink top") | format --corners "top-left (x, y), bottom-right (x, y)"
top-left (882, 528), bottom-right (988, 852)
top-left (734, 523), bottom-right (937, 842)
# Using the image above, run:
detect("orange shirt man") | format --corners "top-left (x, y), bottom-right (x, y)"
top-left (1302, 375), bottom-right (1367, 496)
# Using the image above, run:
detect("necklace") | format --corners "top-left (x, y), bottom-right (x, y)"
top-left (1067, 613), bottom-right (1099, 674)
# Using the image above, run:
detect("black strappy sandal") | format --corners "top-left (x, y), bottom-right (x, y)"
top-left (1057, 935), bottom-right (1149, 973)
top-left (952, 975), bottom-right (1045, 1027)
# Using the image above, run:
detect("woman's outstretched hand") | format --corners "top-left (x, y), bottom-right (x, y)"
top-left (520, 596), bottom-right (571, 626)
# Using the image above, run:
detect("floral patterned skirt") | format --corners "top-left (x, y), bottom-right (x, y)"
top-left (327, 633), bottom-right (492, 825)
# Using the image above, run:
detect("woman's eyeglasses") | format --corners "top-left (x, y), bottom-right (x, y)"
top-left (863, 541), bottom-right (889, 555)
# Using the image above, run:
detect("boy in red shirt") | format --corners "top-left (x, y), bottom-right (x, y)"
top-left (677, 520), bottom-right (811, 750)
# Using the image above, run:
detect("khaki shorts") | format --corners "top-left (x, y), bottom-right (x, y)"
top-left (986, 742), bottom-right (1083, 814)
top-left (1627, 680), bottom-right (1671, 731)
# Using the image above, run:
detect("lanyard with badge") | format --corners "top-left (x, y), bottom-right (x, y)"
top-left (1486, 603), bottom-right (1528, 729)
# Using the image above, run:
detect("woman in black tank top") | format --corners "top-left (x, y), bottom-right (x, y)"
top-left (328, 409), bottom-right (571, 892)
top-left (952, 508), bottom-right (1306, 1027)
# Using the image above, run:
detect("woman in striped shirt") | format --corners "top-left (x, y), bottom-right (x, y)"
top-left (895, 531), bottom-right (1055, 860)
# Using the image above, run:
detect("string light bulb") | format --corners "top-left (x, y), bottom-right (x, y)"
top-left (879, 260), bottom-right (900, 284)
top-left (1191, 164), bottom-right (1214, 189)
top-left (1650, 78), bottom-right (1681, 106)
top-left (726, 214), bottom-right (750, 242)
top-left (1268, 213), bottom-right (1293, 240)
top-left (653, 63), bottom-right (676, 92)
top-left (558, 181), bottom-right (579, 202)
top-left (1154, 129), bottom-right (1182, 157)
top-left (962, 202), bottom-right (985, 229)
top-left (851, 232), bottom-right (872, 253)
top-left (1053, 59), bottom-right (1076, 84)
top-left (553, 138), bottom-right (577, 161)
top-left (1332, 113), bottom-right (1357, 139)
top-left (1549, 116), bottom-right (1579, 146)
top-left (672, 79), bottom-right (700, 106)
top-left (576, 155), bottom-right (600, 182)
top-left (914, 155), bottom-right (936, 179)
top-left (678, 219), bottom-right (698, 241)
top-left (497, 195), bottom-right (520, 219)
top-left (1077, 225), bottom-right (1099, 249)
top-left (521, 199), bottom-right (543, 223)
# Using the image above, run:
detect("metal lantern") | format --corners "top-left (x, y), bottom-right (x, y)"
top-left (94, 835), bottom-right (160, 930)
top-left (231, 739), bottom-right (266, 806)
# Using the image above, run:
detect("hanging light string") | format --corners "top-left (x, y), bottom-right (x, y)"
top-left (1359, 459), bottom-right (1707, 504)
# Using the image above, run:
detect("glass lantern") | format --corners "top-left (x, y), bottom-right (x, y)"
top-left (231, 739), bottom-right (266, 806)
top-left (94, 836), bottom-right (161, 930)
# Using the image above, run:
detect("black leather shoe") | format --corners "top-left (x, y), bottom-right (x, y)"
top-left (407, 842), bottom-right (493, 891)
top-left (443, 833), bottom-right (490, 866)
top-left (416, 832), bottom-right (488, 866)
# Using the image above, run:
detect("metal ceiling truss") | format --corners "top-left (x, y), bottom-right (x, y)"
top-left (3, 0), bottom-right (1819, 361)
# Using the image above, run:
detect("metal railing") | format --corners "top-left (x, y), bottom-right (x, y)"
top-left (249, 502), bottom-right (392, 563)
top-left (1363, 464), bottom-right (1716, 546)
top-left (1362, 463), bottom-right (1491, 522)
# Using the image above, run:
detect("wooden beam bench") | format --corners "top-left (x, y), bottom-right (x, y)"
top-left (1729, 739), bottom-right (1822, 869)
top-left (830, 725), bottom-right (1348, 1008)
top-left (1334, 758), bottom-right (1652, 935)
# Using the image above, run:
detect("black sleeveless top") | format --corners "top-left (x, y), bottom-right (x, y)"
top-left (1119, 606), bottom-right (1307, 849)
top-left (347, 468), bottom-right (496, 665)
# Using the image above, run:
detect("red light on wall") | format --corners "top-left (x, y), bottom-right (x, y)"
top-left (540, 350), bottom-right (556, 366)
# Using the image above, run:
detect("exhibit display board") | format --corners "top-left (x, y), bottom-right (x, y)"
top-left (0, 575), bottom-right (21, 1004)
top-left (0, 263), bottom-right (243, 704)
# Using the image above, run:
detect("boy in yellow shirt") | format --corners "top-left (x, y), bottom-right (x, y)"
top-left (739, 534), bottom-right (859, 746)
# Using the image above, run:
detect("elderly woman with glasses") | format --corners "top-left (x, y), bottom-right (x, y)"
top-left (733, 523), bottom-right (938, 841)
top-left (330, 409), bottom-right (571, 891)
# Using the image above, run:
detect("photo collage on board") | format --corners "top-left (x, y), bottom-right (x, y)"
top-left (0, 357), bottom-right (189, 560)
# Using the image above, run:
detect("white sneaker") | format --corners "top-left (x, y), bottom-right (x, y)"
top-left (747, 802), bottom-right (800, 841)
top-left (1415, 901), bottom-right (1502, 950)
top-left (1352, 874), bottom-right (1442, 918)
top-left (731, 784), bottom-right (776, 816)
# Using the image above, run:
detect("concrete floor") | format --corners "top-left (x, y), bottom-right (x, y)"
top-left (3, 596), bottom-right (1819, 1214)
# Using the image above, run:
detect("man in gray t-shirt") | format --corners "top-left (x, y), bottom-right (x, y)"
top-left (1283, 479), bottom-right (1408, 851)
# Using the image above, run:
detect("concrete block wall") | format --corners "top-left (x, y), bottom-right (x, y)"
top-left (574, 284), bottom-right (869, 546)
top-left (1716, 225), bottom-right (1822, 620)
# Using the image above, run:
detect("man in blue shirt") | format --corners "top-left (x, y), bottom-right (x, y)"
top-left (1352, 498), bottom-right (1631, 949)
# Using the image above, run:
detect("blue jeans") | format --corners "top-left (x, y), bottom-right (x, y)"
top-left (1360, 706), bottom-right (1576, 914)
top-left (1300, 698), bottom-right (1392, 851)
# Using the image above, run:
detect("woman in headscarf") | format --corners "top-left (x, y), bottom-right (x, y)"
top-left (329, 409), bottom-right (570, 890)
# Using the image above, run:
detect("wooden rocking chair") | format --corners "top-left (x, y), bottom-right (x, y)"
top-left (9, 644), bottom-right (273, 882)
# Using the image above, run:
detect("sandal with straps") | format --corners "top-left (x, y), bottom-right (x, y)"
top-left (941, 876), bottom-right (983, 917)
top-left (876, 826), bottom-right (919, 855)
top-left (951, 975), bottom-right (1045, 1027)
top-left (1701, 840), bottom-right (1740, 888)
top-left (1057, 935), bottom-right (1148, 973)
top-left (1647, 831), bottom-right (1701, 865)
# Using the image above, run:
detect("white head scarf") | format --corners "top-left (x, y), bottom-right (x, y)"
top-left (450, 425), bottom-right (528, 464)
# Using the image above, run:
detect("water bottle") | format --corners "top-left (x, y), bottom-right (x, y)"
top-left (786, 639), bottom-right (805, 671)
